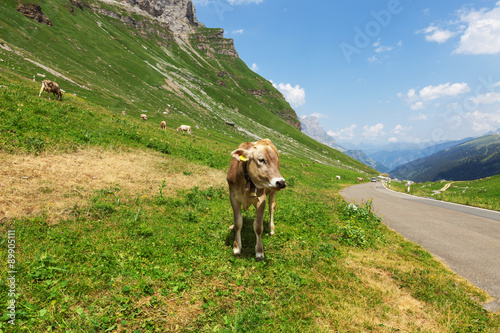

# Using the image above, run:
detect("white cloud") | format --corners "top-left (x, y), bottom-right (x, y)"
top-left (420, 2), bottom-right (500, 54)
top-left (271, 81), bottom-right (306, 108)
top-left (368, 55), bottom-right (380, 64)
top-left (455, 2), bottom-right (500, 54)
top-left (411, 113), bottom-right (428, 121)
top-left (419, 82), bottom-right (470, 101)
top-left (392, 124), bottom-right (411, 134)
top-left (328, 124), bottom-right (358, 141)
top-left (228, 0), bottom-right (263, 4)
top-left (388, 137), bottom-right (399, 143)
top-left (251, 63), bottom-right (259, 71)
top-left (465, 110), bottom-right (500, 132)
top-left (232, 29), bottom-right (244, 34)
top-left (397, 82), bottom-right (471, 113)
top-left (411, 101), bottom-right (425, 110)
top-left (470, 92), bottom-right (500, 105)
top-left (420, 25), bottom-right (456, 43)
top-left (407, 89), bottom-right (416, 99)
top-left (375, 45), bottom-right (394, 53)
top-left (310, 112), bottom-right (327, 119)
top-left (362, 123), bottom-right (385, 139)
top-left (400, 82), bottom-right (471, 112)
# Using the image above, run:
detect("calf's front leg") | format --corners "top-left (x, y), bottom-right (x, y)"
top-left (268, 191), bottom-right (277, 235)
top-left (254, 196), bottom-right (267, 260)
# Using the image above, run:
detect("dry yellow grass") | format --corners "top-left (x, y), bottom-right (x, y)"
top-left (348, 257), bottom-right (440, 332)
top-left (309, 244), bottom-right (495, 332)
top-left (0, 148), bottom-right (227, 222)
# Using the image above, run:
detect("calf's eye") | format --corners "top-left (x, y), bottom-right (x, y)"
top-left (258, 158), bottom-right (266, 164)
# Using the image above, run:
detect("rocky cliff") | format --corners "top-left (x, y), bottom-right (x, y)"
top-left (300, 115), bottom-right (343, 151)
top-left (101, 0), bottom-right (203, 34)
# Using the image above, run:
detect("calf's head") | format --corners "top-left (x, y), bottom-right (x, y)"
top-left (231, 139), bottom-right (286, 190)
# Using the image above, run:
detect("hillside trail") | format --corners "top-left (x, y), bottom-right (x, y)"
top-left (432, 181), bottom-right (453, 195)
top-left (0, 149), bottom-right (227, 223)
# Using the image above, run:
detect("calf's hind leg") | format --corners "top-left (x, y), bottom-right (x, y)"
top-left (230, 195), bottom-right (243, 255)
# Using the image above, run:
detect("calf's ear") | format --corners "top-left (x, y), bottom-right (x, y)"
top-left (231, 148), bottom-right (251, 161)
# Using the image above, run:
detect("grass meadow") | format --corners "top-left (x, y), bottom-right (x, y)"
top-left (388, 177), bottom-right (500, 212)
top-left (0, 69), bottom-right (499, 332)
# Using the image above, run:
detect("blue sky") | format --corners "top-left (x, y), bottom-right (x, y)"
top-left (193, 0), bottom-right (500, 145)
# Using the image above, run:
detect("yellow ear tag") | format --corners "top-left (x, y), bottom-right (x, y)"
top-left (239, 156), bottom-right (247, 162)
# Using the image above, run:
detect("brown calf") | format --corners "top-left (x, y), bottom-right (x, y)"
top-left (226, 139), bottom-right (286, 260)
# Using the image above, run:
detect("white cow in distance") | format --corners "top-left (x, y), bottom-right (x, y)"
top-left (176, 125), bottom-right (193, 135)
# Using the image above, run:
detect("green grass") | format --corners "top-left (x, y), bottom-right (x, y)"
top-left (3, 183), bottom-right (499, 332)
top-left (0, 0), bottom-right (374, 175)
top-left (0, 72), bottom-right (498, 332)
top-left (389, 176), bottom-right (500, 211)
top-left (0, 0), bottom-right (499, 330)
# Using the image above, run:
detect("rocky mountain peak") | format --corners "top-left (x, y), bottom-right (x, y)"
top-left (300, 115), bottom-right (343, 151)
top-left (106, 0), bottom-right (204, 34)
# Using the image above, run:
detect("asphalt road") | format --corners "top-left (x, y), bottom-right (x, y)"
top-left (339, 181), bottom-right (500, 312)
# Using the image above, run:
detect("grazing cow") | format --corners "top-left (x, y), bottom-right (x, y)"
top-left (227, 139), bottom-right (286, 260)
top-left (121, 111), bottom-right (127, 115)
top-left (336, 175), bottom-right (341, 180)
top-left (140, 114), bottom-right (148, 121)
top-left (39, 80), bottom-right (62, 101)
top-left (176, 125), bottom-right (193, 134)
top-left (357, 177), bottom-right (364, 183)
top-left (160, 121), bottom-right (167, 130)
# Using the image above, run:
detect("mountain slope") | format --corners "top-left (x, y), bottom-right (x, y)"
top-left (0, 0), bottom-right (374, 175)
top-left (364, 138), bottom-right (473, 170)
top-left (390, 134), bottom-right (500, 182)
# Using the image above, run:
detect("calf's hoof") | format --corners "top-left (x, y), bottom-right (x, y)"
top-left (233, 241), bottom-right (241, 255)
top-left (255, 253), bottom-right (265, 261)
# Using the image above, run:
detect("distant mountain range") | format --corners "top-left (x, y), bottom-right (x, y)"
top-left (366, 139), bottom-right (473, 170)
top-left (301, 116), bottom-right (500, 181)
top-left (390, 134), bottom-right (500, 182)
top-left (300, 115), bottom-right (389, 172)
